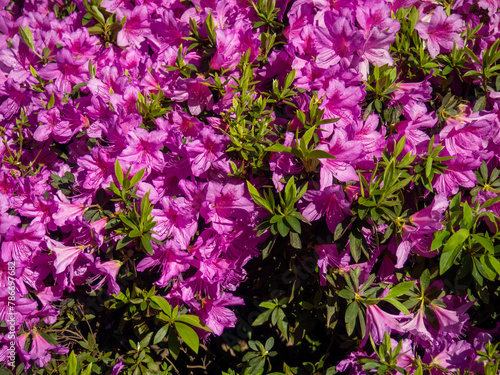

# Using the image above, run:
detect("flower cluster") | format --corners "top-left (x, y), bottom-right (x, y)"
top-left (0, 0), bottom-right (500, 373)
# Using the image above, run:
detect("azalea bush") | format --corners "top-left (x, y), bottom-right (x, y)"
top-left (1, 0), bottom-right (500, 374)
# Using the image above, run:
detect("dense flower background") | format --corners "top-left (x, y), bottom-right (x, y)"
top-left (1, 0), bottom-right (500, 374)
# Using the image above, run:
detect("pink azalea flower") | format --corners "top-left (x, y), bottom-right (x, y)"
top-left (315, 244), bottom-right (350, 286)
top-left (414, 6), bottom-right (464, 58)
top-left (0, 194), bottom-right (21, 234)
top-left (29, 331), bottom-right (68, 368)
top-left (200, 181), bottom-right (254, 234)
top-left (116, 6), bottom-right (151, 48)
top-left (151, 196), bottom-right (197, 248)
top-left (119, 128), bottom-right (167, 174)
top-left (197, 292), bottom-right (244, 336)
top-left (76, 147), bottom-right (113, 191)
top-left (87, 259), bottom-right (122, 296)
top-left (314, 10), bottom-right (365, 68)
top-left (210, 20), bottom-right (260, 70)
top-left (0, 288), bottom-right (38, 328)
top-left (47, 239), bottom-right (84, 275)
top-left (300, 185), bottom-right (351, 233)
top-left (433, 156), bottom-right (481, 196)
top-left (400, 308), bottom-right (436, 344)
top-left (361, 304), bottom-right (411, 347)
top-left (430, 302), bottom-right (468, 336)
top-left (137, 242), bottom-right (193, 287)
top-left (186, 127), bottom-right (228, 177)
top-left (395, 194), bottom-right (449, 268)
top-left (171, 77), bottom-right (214, 116)
top-left (53, 192), bottom-right (86, 227)
top-left (0, 79), bottom-right (32, 121)
top-left (38, 48), bottom-right (88, 94)
top-left (318, 129), bottom-right (363, 186)
top-left (1, 221), bottom-right (45, 263)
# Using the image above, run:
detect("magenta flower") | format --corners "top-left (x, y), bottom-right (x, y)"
top-left (53, 192), bottom-right (86, 227)
top-left (187, 127), bottom-right (228, 177)
top-left (171, 77), bottom-right (214, 116)
top-left (151, 196), bottom-right (197, 248)
top-left (1, 221), bottom-right (45, 263)
top-left (210, 20), bottom-right (259, 70)
top-left (29, 331), bottom-right (68, 368)
top-left (415, 6), bottom-right (464, 58)
top-left (87, 259), bottom-right (121, 296)
top-left (38, 48), bottom-right (88, 94)
top-left (137, 242), bottom-right (193, 287)
top-left (395, 194), bottom-right (449, 268)
top-left (300, 185), bottom-right (351, 233)
top-left (430, 302), bottom-right (468, 336)
top-left (0, 194), bottom-right (21, 235)
top-left (318, 129), bottom-right (363, 186)
top-left (116, 6), bottom-right (151, 48)
top-left (119, 128), bottom-right (167, 174)
top-left (361, 304), bottom-right (411, 347)
top-left (315, 244), bottom-right (350, 286)
top-left (200, 181), bottom-right (254, 234)
top-left (314, 10), bottom-right (365, 68)
top-left (197, 293), bottom-right (244, 336)
top-left (47, 239), bottom-right (84, 275)
top-left (76, 147), bottom-right (113, 191)
top-left (400, 308), bottom-right (436, 344)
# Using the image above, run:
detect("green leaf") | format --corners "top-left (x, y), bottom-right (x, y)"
top-left (420, 269), bottom-right (431, 293)
top-left (462, 201), bottom-right (474, 229)
top-left (383, 298), bottom-right (410, 315)
top-left (338, 289), bottom-right (355, 300)
top-left (150, 296), bottom-right (172, 317)
top-left (307, 149), bottom-right (336, 159)
top-left (153, 325), bottom-right (169, 344)
top-left (471, 234), bottom-right (495, 254)
top-left (175, 315), bottom-right (212, 331)
top-left (141, 236), bottom-right (153, 255)
top-left (345, 302), bottom-right (359, 336)
top-left (119, 214), bottom-right (138, 230)
top-left (285, 215), bottom-right (301, 233)
top-left (266, 144), bottom-right (291, 153)
top-left (68, 351), bottom-right (77, 375)
top-left (276, 219), bottom-right (289, 237)
top-left (393, 135), bottom-right (406, 158)
top-left (19, 26), bottom-right (35, 52)
top-left (480, 195), bottom-right (500, 210)
top-left (175, 322), bottom-right (200, 354)
top-left (431, 230), bottom-right (450, 251)
top-left (252, 309), bottom-right (273, 326)
top-left (483, 254), bottom-right (500, 276)
top-left (116, 235), bottom-right (135, 249)
top-left (247, 181), bottom-right (272, 212)
top-left (349, 231), bottom-right (362, 262)
top-left (440, 228), bottom-right (469, 274)
top-left (300, 126), bottom-right (316, 153)
top-left (384, 281), bottom-right (415, 299)
top-left (114, 159), bottom-right (124, 186)
top-left (284, 176), bottom-right (296, 203)
top-left (130, 168), bottom-right (146, 187)
top-left (473, 96), bottom-right (486, 112)
top-left (168, 330), bottom-right (180, 360)
top-left (289, 231), bottom-right (302, 249)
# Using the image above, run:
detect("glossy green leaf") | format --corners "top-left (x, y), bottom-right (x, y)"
top-left (440, 229), bottom-right (469, 274)
top-left (175, 322), bottom-right (200, 354)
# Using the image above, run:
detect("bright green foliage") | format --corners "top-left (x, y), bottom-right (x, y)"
top-left (247, 177), bottom-right (309, 255)
top-left (82, 0), bottom-right (126, 47)
top-left (241, 338), bottom-right (277, 375)
top-left (106, 160), bottom-right (158, 255)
